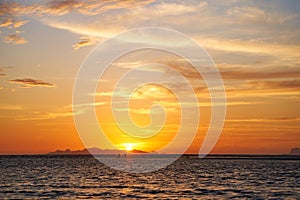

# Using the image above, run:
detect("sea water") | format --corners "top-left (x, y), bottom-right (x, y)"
top-left (0, 155), bottom-right (299, 199)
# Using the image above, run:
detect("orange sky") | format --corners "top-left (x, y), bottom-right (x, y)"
top-left (0, 0), bottom-right (299, 154)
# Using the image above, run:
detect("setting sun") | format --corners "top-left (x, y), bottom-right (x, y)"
top-left (123, 143), bottom-right (134, 151)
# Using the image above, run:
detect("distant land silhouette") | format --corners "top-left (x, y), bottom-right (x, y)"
top-left (48, 147), bottom-right (148, 155)
top-left (47, 147), bottom-right (300, 155)
top-left (288, 147), bottom-right (300, 155)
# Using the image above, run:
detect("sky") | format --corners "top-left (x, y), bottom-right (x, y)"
top-left (0, 0), bottom-right (299, 154)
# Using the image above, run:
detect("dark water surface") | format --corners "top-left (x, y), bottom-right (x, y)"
top-left (0, 155), bottom-right (299, 199)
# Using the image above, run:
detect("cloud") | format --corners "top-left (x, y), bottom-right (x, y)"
top-left (12, 19), bottom-right (28, 28)
top-left (45, 0), bottom-right (84, 16)
top-left (114, 104), bottom-right (177, 115)
top-left (94, 91), bottom-right (113, 97)
top-left (0, 17), bottom-right (28, 28)
top-left (163, 61), bottom-right (201, 80)
top-left (249, 80), bottom-right (300, 90)
top-left (112, 61), bottom-right (143, 69)
top-left (65, 102), bottom-right (107, 110)
top-left (156, 60), bottom-right (300, 100)
top-left (0, 1), bottom-right (32, 32)
top-left (44, 0), bottom-right (155, 16)
top-left (72, 36), bottom-right (99, 50)
top-left (221, 69), bottom-right (300, 80)
top-left (15, 110), bottom-right (75, 121)
top-left (0, 66), bottom-right (12, 76)
top-left (128, 2), bottom-right (207, 19)
top-left (94, 84), bottom-right (174, 100)
top-left (227, 117), bottom-right (300, 123)
top-left (224, 80), bottom-right (300, 100)
top-left (164, 59), bottom-right (300, 80)
top-left (0, 17), bottom-right (12, 27)
top-left (41, 18), bottom-right (124, 38)
top-left (3, 33), bottom-right (27, 45)
top-left (39, 1), bottom-right (206, 39)
top-left (0, 0), bottom-right (155, 19)
top-left (0, 104), bottom-right (23, 110)
top-left (227, 6), bottom-right (298, 24)
top-left (11, 103), bottom-right (83, 121)
top-left (9, 78), bottom-right (55, 88)
top-left (131, 84), bottom-right (173, 100)
top-left (195, 36), bottom-right (300, 59)
top-left (0, 0), bottom-right (205, 47)
top-left (0, 0), bottom-right (149, 44)
top-left (118, 106), bottom-right (177, 115)
top-left (1, 0), bottom-right (299, 59)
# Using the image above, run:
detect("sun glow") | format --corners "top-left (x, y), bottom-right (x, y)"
top-left (123, 143), bottom-right (134, 151)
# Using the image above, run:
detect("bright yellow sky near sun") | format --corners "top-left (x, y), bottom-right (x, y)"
top-left (0, 0), bottom-right (300, 154)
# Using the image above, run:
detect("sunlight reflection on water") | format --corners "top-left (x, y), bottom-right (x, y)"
top-left (0, 155), bottom-right (299, 199)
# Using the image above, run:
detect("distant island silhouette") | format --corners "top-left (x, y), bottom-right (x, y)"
top-left (288, 147), bottom-right (300, 155)
top-left (47, 147), bottom-right (300, 156)
top-left (48, 147), bottom-right (148, 155)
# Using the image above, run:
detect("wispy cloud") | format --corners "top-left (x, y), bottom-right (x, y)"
top-left (15, 110), bottom-right (75, 121)
top-left (44, 0), bottom-right (155, 16)
top-left (226, 6), bottom-right (298, 25)
top-left (227, 117), bottom-right (300, 123)
top-left (9, 78), bottom-right (55, 88)
top-left (0, 1), bottom-right (219, 49)
top-left (0, 66), bottom-right (13, 76)
top-left (0, 0), bottom-right (154, 29)
top-left (0, 0), bottom-right (138, 44)
top-left (128, 1), bottom-right (207, 19)
top-left (0, 104), bottom-right (23, 110)
top-left (249, 80), bottom-right (300, 90)
top-left (42, 19), bottom-right (123, 38)
top-left (164, 59), bottom-right (300, 80)
top-left (1, 0), bottom-right (299, 58)
top-left (66, 102), bottom-right (107, 109)
top-left (195, 36), bottom-right (300, 59)
top-left (221, 69), bottom-right (300, 80)
top-left (115, 106), bottom-right (177, 115)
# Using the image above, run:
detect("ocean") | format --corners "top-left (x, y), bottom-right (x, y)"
top-left (0, 155), bottom-right (299, 199)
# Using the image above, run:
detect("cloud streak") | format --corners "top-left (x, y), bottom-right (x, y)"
top-left (249, 80), bottom-right (300, 90)
top-left (227, 117), bottom-right (300, 123)
top-left (10, 78), bottom-right (55, 88)
top-left (196, 36), bottom-right (300, 59)
top-left (226, 6), bottom-right (298, 25)
top-left (0, 0), bottom-right (155, 21)
top-left (0, 104), bottom-right (23, 110)
top-left (0, 66), bottom-right (13, 76)
top-left (15, 110), bottom-right (75, 121)
top-left (44, 0), bottom-right (155, 16)
top-left (221, 69), bottom-right (300, 80)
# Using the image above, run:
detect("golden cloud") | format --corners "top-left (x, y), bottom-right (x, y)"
top-left (3, 33), bottom-right (27, 45)
top-left (72, 36), bottom-right (101, 50)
